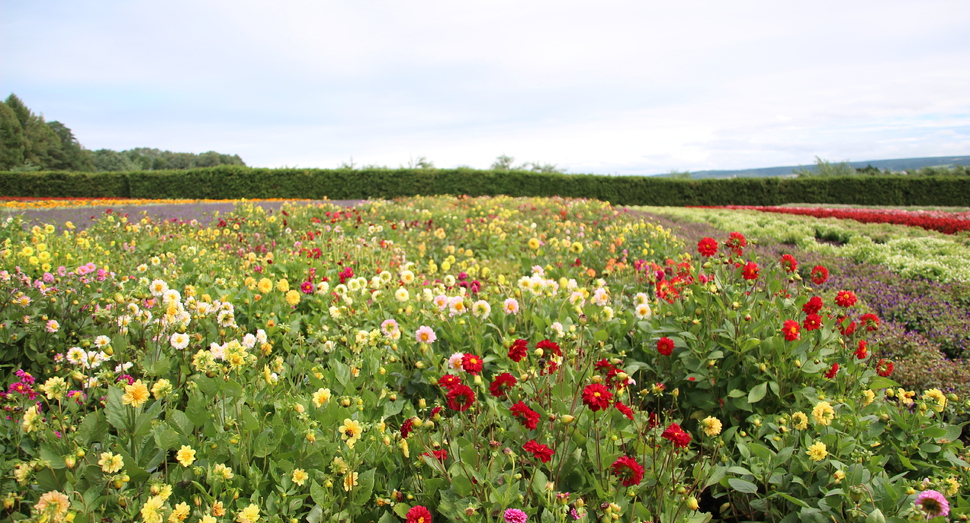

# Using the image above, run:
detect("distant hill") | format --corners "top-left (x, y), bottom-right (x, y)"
top-left (679, 155), bottom-right (970, 179)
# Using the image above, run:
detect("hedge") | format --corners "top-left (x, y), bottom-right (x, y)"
top-left (2, 167), bottom-right (968, 206)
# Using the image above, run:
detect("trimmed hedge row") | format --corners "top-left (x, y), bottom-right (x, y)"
top-left (2, 167), bottom-right (969, 206)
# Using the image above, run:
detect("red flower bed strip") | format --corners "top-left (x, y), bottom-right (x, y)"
top-left (692, 206), bottom-right (970, 235)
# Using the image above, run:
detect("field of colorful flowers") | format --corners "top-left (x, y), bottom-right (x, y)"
top-left (694, 206), bottom-right (970, 235)
top-left (637, 206), bottom-right (970, 284)
top-left (1, 196), bottom-right (967, 523)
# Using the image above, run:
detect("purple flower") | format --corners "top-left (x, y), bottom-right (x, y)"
top-left (915, 490), bottom-right (949, 518)
top-left (504, 508), bottom-right (528, 523)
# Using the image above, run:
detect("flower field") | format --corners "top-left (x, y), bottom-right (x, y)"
top-left (637, 206), bottom-right (970, 284)
top-left (2, 196), bottom-right (969, 523)
top-left (693, 206), bottom-right (970, 235)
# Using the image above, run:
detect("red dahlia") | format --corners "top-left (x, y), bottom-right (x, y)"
top-left (876, 359), bottom-right (894, 377)
top-left (523, 439), bottom-right (554, 463)
top-left (855, 340), bottom-right (868, 360)
top-left (508, 339), bottom-right (529, 362)
top-left (780, 254), bottom-right (798, 273)
top-left (697, 237), bottom-right (718, 257)
top-left (741, 261), bottom-right (759, 280)
top-left (406, 505), bottom-right (433, 523)
top-left (488, 372), bottom-right (517, 397)
top-left (860, 313), bottom-right (880, 331)
top-left (657, 337), bottom-right (675, 356)
top-left (614, 401), bottom-right (634, 420)
top-left (802, 296), bottom-right (823, 315)
top-left (446, 384), bottom-right (476, 411)
top-left (803, 313), bottom-right (822, 331)
top-left (611, 455), bottom-right (645, 486)
top-left (420, 449), bottom-right (448, 462)
top-left (661, 423), bottom-right (691, 448)
top-left (810, 265), bottom-right (829, 285)
top-left (461, 353), bottom-right (484, 375)
top-left (782, 320), bottom-right (801, 341)
top-left (824, 363), bottom-right (839, 379)
top-left (401, 418), bottom-right (414, 439)
top-left (582, 383), bottom-right (613, 411)
top-left (835, 290), bottom-right (857, 308)
top-left (594, 359), bottom-right (614, 373)
top-left (726, 232), bottom-right (747, 256)
top-left (536, 339), bottom-right (561, 357)
top-left (438, 374), bottom-right (462, 390)
top-left (837, 315), bottom-right (857, 335)
top-left (510, 401), bottom-right (541, 430)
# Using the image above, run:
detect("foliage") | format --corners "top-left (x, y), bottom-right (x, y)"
top-left (795, 157), bottom-right (857, 178)
top-left (0, 93), bottom-right (246, 173)
top-left (489, 155), bottom-right (566, 174)
top-left (6, 166), bottom-right (970, 208)
top-left (89, 148), bottom-right (246, 172)
top-left (1, 196), bottom-right (968, 523)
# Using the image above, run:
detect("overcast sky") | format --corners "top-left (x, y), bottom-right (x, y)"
top-left (2, 0), bottom-right (969, 174)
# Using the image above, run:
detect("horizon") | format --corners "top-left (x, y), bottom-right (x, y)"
top-left (2, 1), bottom-right (969, 174)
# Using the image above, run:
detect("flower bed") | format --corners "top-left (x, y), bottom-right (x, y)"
top-left (0, 197), bottom-right (322, 211)
top-left (1, 196), bottom-right (967, 523)
top-left (638, 205), bottom-right (970, 283)
top-left (696, 205), bottom-right (970, 235)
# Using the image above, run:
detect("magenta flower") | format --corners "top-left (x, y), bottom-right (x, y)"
top-left (915, 490), bottom-right (949, 518)
top-left (504, 508), bottom-right (528, 523)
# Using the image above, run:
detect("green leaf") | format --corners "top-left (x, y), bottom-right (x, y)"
top-left (728, 478), bottom-right (759, 494)
top-left (382, 399), bottom-right (404, 418)
top-left (594, 329), bottom-right (609, 342)
top-left (149, 357), bottom-right (170, 377)
top-left (775, 492), bottom-right (809, 508)
top-left (310, 481), bottom-right (328, 507)
top-left (192, 375), bottom-right (219, 397)
top-left (748, 382), bottom-right (768, 404)
top-left (865, 509), bottom-right (886, 523)
top-left (168, 409), bottom-right (194, 435)
top-left (105, 386), bottom-right (127, 431)
top-left (153, 422), bottom-right (181, 451)
top-left (253, 428), bottom-right (281, 458)
top-left (333, 360), bottom-right (351, 388)
top-left (186, 393), bottom-right (211, 427)
top-left (355, 469), bottom-right (375, 504)
top-left (393, 503), bottom-right (412, 519)
top-left (76, 412), bottom-right (104, 446)
top-left (40, 443), bottom-right (66, 469)
top-left (451, 474), bottom-right (474, 497)
top-left (531, 469), bottom-right (549, 497)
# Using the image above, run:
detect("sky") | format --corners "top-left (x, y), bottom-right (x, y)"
top-left (2, 0), bottom-right (969, 174)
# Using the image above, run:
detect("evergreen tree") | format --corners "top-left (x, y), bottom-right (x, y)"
top-left (22, 114), bottom-right (63, 170)
top-left (4, 94), bottom-right (31, 130)
top-left (0, 102), bottom-right (26, 170)
top-left (47, 121), bottom-right (95, 171)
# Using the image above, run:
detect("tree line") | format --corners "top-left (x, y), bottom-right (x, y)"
top-left (0, 94), bottom-right (246, 172)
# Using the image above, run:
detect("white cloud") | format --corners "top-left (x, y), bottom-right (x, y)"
top-left (2, 0), bottom-right (969, 173)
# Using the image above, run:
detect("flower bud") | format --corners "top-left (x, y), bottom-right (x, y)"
top-left (686, 496), bottom-right (699, 511)
top-left (560, 415), bottom-right (575, 424)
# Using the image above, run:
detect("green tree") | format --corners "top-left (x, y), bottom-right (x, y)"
top-left (22, 114), bottom-right (63, 170)
top-left (491, 154), bottom-right (515, 170)
top-left (795, 156), bottom-right (856, 177)
top-left (4, 94), bottom-right (31, 130)
top-left (47, 121), bottom-right (95, 171)
top-left (91, 149), bottom-right (141, 171)
top-left (0, 102), bottom-right (26, 170)
top-left (666, 170), bottom-right (692, 179)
